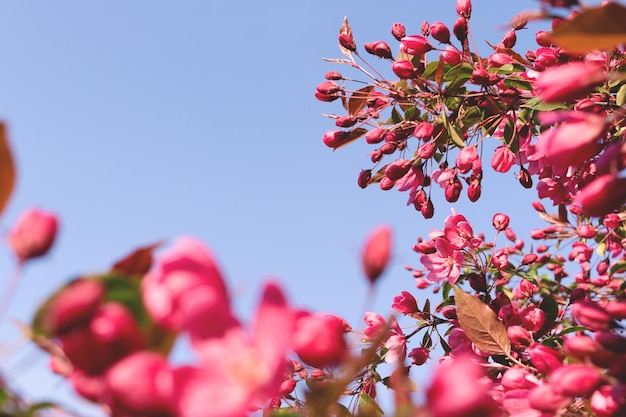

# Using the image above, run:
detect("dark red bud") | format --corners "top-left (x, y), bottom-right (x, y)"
top-left (391, 23), bottom-right (406, 41)
top-left (358, 170), bottom-right (372, 189)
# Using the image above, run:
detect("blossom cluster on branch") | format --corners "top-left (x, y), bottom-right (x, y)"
top-left (0, 0), bottom-right (625, 417)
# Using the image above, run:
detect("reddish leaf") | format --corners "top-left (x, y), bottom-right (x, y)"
top-left (348, 86), bottom-right (374, 116)
top-left (338, 16), bottom-right (354, 59)
top-left (454, 286), bottom-right (511, 355)
top-left (435, 55), bottom-right (445, 88)
top-left (111, 242), bottom-right (162, 277)
top-left (547, 3), bottom-right (626, 54)
top-left (0, 123), bottom-right (16, 219)
top-left (333, 127), bottom-right (368, 150)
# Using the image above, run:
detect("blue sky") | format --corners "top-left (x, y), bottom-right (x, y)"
top-left (0, 0), bottom-right (614, 413)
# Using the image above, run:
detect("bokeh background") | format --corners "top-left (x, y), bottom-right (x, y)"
top-left (0, 0), bottom-right (614, 414)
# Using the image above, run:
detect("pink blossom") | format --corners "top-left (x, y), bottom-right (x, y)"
top-left (491, 145), bottom-right (515, 173)
top-left (141, 237), bottom-right (233, 333)
top-left (426, 357), bottom-right (499, 417)
top-left (455, 146), bottom-right (478, 174)
top-left (549, 364), bottom-right (602, 397)
top-left (534, 61), bottom-right (605, 103)
top-left (177, 282), bottom-right (296, 417)
top-left (443, 213), bottom-right (474, 249)
top-left (105, 351), bottom-right (174, 417)
top-left (391, 291), bottom-right (418, 315)
top-left (292, 313), bottom-right (346, 369)
top-left (7, 207), bottom-right (59, 263)
top-left (383, 334), bottom-right (407, 363)
top-left (536, 111), bottom-right (605, 169)
top-left (400, 35), bottom-right (433, 56)
top-left (420, 238), bottom-right (464, 284)
top-left (362, 312), bottom-right (388, 341)
top-left (573, 174), bottom-right (626, 217)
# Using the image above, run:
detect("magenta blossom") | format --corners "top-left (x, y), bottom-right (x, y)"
top-left (420, 238), bottom-right (464, 284)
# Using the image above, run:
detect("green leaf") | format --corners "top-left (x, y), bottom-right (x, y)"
top-left (521, 97), bottom-right (569, 111)
top-left (503, 76), bottom-right (533, 91)
top-left (422, 60), bottom-right (440, 81)
top-left (609, 260), bottom-right (626, 277)
top-left (391, 107), bottom-right (403, 124)
top-left (453, 286), bottom-right (511, 355)
top-left (617, 84), bottom-right (626, 106)
top-left (547, 3), bottom-right (626, 54)
top-left (539, 296), bottom-right (559, 322)
top-left (358, 393), bottom-right (384, 417)
top-left (441, 111), bottom-right (465, 148)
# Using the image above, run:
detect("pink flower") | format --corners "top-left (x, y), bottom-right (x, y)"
top-left (177, 282), bottom-right (296, 417)
top-left (361, 225), bottom-right (392, 284)
top-left (141, 237), bottom-right (233, 333)
top-left (46, 278), bottom-right (105, 334)
top-left (573, 175), bottom-right (626, 217)
top-left (491, 145), bottom-right (515, 173)
top-left (455, 146), bottom-right (478, 174)
top-left (534, 61), bottom-right (605, 103)
top-left (549, 364), bottom-right (602, 397)
top-left (105, 351), bottom-right (174, 417)
top-left (400, 35), bottom-right (432, 56)
top-left (363, 312), bottom-right (388, 342)
top-left (384, 334), bottom-right (407, 363)
top-left (391, 291), bottom-right (418, 315)
top-left (420, 238), bottom-right (463, 284)
top-left (292, 313), bottom-right (346, 369)
top-left (443, 213), bottom-right (474, 249)
top-left (536, 111), bottom-right (605, 168)
top-left (7, 207), bottom-right (59, 263)
top-left (426, 357), bottom-right (499, 417)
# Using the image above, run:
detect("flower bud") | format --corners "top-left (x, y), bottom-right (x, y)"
top-left (365, 127), bottom-right (387, 144)
top-left (591, 385), bottom-right (626, 417)
top-left (444, 177), bottom-right (462, 202)
top-left (391, 60), bottom-right (415, 79)
top-left (357, 170), bottom-right (372, 189)
top-left (47, 278), bottom-right (105, 334)
top-left (501, 29), bottom-right (516, 48)
top-left (316, 81), bottom-right (341, 95)
top-left (8, 207), bottom-right (59, 263)
top-left (453, 17), bottom-right (468, 42)
top-left (324, 71), bottom-right (343, 80)
top-left (391, 23), bottom-right (406, 41)
top-left (322, 130), bottom-right (349, 149)
top-left (385, 159), bottom-right (412, 181)
top-left (572, 299), bottom-right (614, 332)
top-left (430, 22), bottom-right (450, 44)
top-left (604, 301), bottom-right (626, 320)
top-left (528, 383), bottom-right (571, 412)
top-left (362, 225), bottom-right (392, 284)
top-left (528, 343), bottom-right (563, 375)
top-left (293, 314), bottom-right (347, 369)
top-left (414, 122), bottom-right (435, 141)
top-left (492, 213), bottom-right (510, 231)
top-left (507, 325), bottom-right (532, 349)
top-left (364, 41), bottom-right (392, 59)
top-left (408, 347), bottom-right (429, 365)
top-left (400, 35), bottom-right (433, 56)
top-left (518, 167), bottom-right (533, 188)
top-left (550, 364), bottom-right (602, 397)
top-left (421, 198), bottom-right (434, 219)
top-left (456, 0), bottom-right (472, 18)
top-left (574, 175), bottom-right (626, 217)
top-left (391, 291), bottom-right (419, 315)
top-left (603, 213), bottom-right (621, 229)
top-left (338, 34), bottom-right (356, 52)
top-left (578, 224), bottom-right (597, 238)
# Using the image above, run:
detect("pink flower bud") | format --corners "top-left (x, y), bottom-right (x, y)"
top-left (364, 41), bottom-right (392, 59)
top-left (385, 159), bottom-right (412, 181)
top-left (501, 29), bottom-right (516, 48)
top-left (427, 357), bottom-right (498, 417)
top-left (528, 383), bottom-right (571, 412)
top-left (47, 278), bottom-right (105, 334)
top-left (338, 34), bottom-right (356, 52)
top-left (455, 146), bottom-right (478, 174)
top-left (421, 20), bottom-right (430, 37)
top-left (365, 127), bottom-right (387, 144)
top-left (414, 122), bottom-right (435, 141)
top-left (391, 291), bottom-right (418, 315)
top-left (293, 314), bottom-right (347, 369)
top-left (591, 384), bottom-right (626, 417)
top-left (528, 343), bottom-right (563, 375)
top-left (520, 305), bottom-right (546, 332)
top-left (105, 352), bottom-right (174, 416)
top-left (491, 145), bottom-right (514, 173)
top-left (492, 213), bottom-right (510, 231)
top-left (578, 224), bottom-right (597, 238)
top-left (400, 35), bottom-right (433, 56)
top-left (467, 181), bottom-right (481, 202)
top-left (322, 130), bottom-right (349, 149)
top-left (408, 347), bottom-right (429, 365)
top-left (439, 305), bottom-right (457, 320)
top-left (417, 142), bottom-right (436, 160)
top-left (391, 60), bottom-right (415, 79)
top-left (440, 46), bottom-right (463, 66)
top-left (391, 23), bottom-right (406, 41)
top-left (430, 22), bottom-right (450, 43)
top-left (444, 176), bottom-right (462, 202)
top-left (521, 253), bottom-right (538, 265)
top-left (456, 0), bottom-right (472, 17)
top-left (572, 299), bottom-right (614, 332)
top-left (535, 62), bottom-right (605, 103)
top-left (604, 301), bottom-right (626, 320)
top-left (7, 207), bottom-right (59, 263)
top-left (574, 175), bottom-right (626, 217)
top-left (358, 169), bottom-right (372, 189)
top-left (507, 325), bottom-right (532, 349)
top-left (535, 30), bottom-right (552, 47)
top-left (550, 364), bottom-right (602, 397)
top-left (421, 198), bottom-right (434, 219)
top-left (379, 176), bottom-right (395, 191)
top-left (453, 17), bottom-right (468, 42)
top-left (315, 91), bottom-right (339, 102)
top-left (316, 81), bottom-right (341, 95)
top-left (362, 225), bottom-right (392, 284)
top-left (324, 71), bottom-right (343, 80)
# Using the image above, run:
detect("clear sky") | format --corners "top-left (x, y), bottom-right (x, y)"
top-left (0, 0), bottom-right (614, 414)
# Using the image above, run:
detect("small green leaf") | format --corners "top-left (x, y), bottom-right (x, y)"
top-left (441, 111), bottom-right (465, 148)
top-left (391, 107), bottom-right (403, 124)
top-left (358, 393), bottom-right (384, 417)
top-left (521, 97), bottom-right (569, 111)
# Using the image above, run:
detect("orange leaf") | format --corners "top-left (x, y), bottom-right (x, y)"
top-left (111, 242), bottom-right (163, 277)
top-left (0, 123), bottom-right (15, 219)
top-left (454, 286), bottom-right (511, 355)
top-left (547, 3), bottom-right (626, 54)
top-left (348, 86), bottom-right (374, 116)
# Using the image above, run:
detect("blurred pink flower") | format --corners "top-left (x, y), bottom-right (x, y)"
top-left (534, 61), bottom-right (605, 103)
top-left (7, 207), bottom-right (58, 263)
